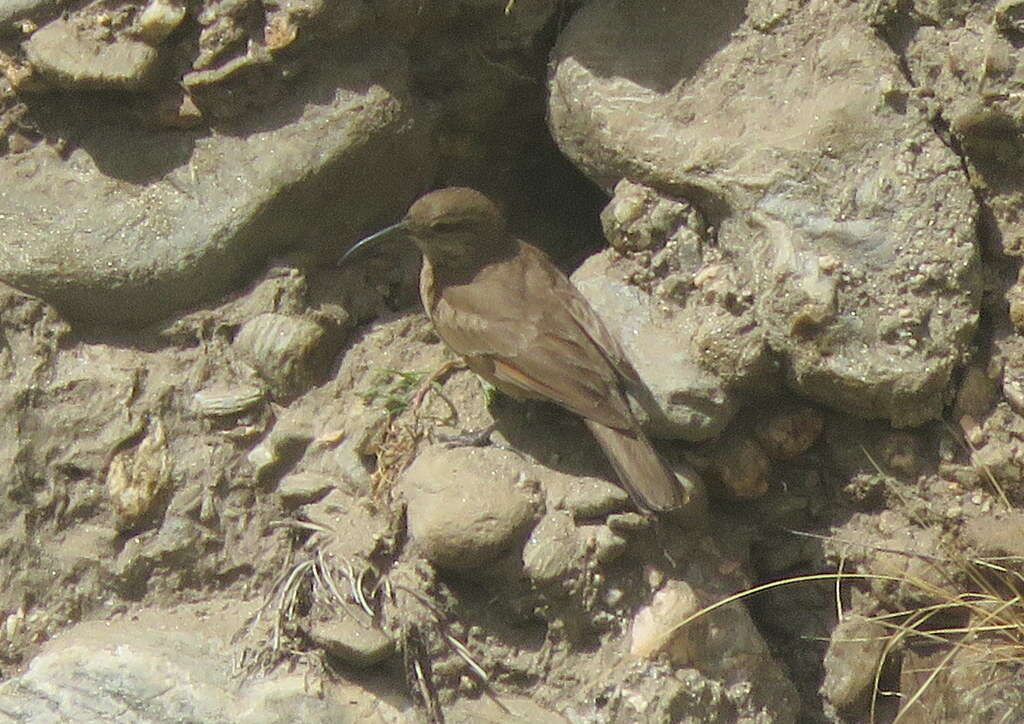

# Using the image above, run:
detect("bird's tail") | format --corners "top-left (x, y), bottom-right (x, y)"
top-left (583, 419), bottom-right (688, 514)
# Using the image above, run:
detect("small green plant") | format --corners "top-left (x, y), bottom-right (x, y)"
top-left (360, 369), bottom-right (428, 416)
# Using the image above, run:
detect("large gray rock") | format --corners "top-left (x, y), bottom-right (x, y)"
top-left (0, 604), bottom-right (374, 724)
top-left (0, 46), bottom-right (434, 325)
top-left (549, 0), bottom-right (981, 426)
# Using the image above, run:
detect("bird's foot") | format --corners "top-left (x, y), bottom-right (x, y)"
top-left (438, 422), bottom-right (497, 448)
top-left (410, 360), bottom-right (465, 414)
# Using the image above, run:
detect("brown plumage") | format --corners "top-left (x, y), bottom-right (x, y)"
top-left (343, 187), bottom-right (685, 513)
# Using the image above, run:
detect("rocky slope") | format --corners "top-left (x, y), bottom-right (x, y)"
top-left (1, 0), bottom-right (1023, 721)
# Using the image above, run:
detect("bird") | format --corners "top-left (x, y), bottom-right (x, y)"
top-left (340, 187), bottom-right (687, 513)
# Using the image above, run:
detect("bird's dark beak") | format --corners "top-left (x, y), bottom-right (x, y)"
top-left (337, 220), bottom-right (410, 266)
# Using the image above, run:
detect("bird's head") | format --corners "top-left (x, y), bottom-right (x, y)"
top-left (340, 187), bottom-right (512, 270)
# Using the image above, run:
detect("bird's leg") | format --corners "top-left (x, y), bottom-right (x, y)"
top-left (410, 359), bottom-right (465, 414)
top-left (438, 424), bottom-right (529, 463)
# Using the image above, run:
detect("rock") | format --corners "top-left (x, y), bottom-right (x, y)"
top-left (308, 614), bottom-right (394, 667)
top-left (247, 414), bottom-right (313, 485)
top-left (629, 580), bottom-right (702, 664)
top-left (587, 524), bottom-right (628, 565)
top-left (903, 8), bottom-right (1024, 314)
top-left (23, 15), bottom-right (159, 90)
top-left (821, 615), bottom-right (888, 710)
top-left (605, 512), bottom-right (650, 536)
top-left (953, 363), bottom-right (999, 420)
top-left (522, 510), bottom-right (584, 585)
top-left (233, 313), bottom-right (327, 398)
top-left (192, 382), bottom-right (266, 418)
top-left (1003, 367), bottom-right (1024, 416)
top-left (543, 473), bottom-right (629, 520)
top-left (572, 252), bottom-right (738, 441)
top-left (550, 0), bottom-right (980, 426)
top-left (1009, 269), bottom-right (1024, 332)
top-left (702, 431), bottom-right (771, 499)
top-left (106, 417), bottom-right (173, 531)
top-left (135, 0), bottom-right (187, 45)
top-left (277, 472), bottom-right (335, 507)
top-left (961, 510), bottom-right (1024, 558)
top-left (0, 615), bottom-right (235, 723)
top-left (522, 509), bottom-right (630, 586)
top-left (600, 178), bottom-right (707, 256)
top-left (754, 402), bottom-right (825, 461)
top-left (401, 446), bottom-right (540, 571)
top-left (0, 46), bottom-right (434, 325)
top-left (0, 604), bottom-right (394, 723)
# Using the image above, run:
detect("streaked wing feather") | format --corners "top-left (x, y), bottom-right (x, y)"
top-left (425, 241), bottom-right (636, 431)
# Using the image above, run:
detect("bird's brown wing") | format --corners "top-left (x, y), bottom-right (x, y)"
top-left (424, 241), bottom-right (638, 432)
top-left (424, 240), bottom-right (686, 513)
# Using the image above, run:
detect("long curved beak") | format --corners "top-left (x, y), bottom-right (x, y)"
top-left (338, 221), bottom-right (410, 266)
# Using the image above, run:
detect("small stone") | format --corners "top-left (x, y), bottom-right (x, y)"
top-left (135, 0), bottom-right (186, 44)
top-left (263, 14), bottom-right (297, 51)
top-left (233, 313), bottom-right (327, 398)
top-left (629, 580), bottom-right (702, 664)
top-left (192, 383), bottom-right (265, 418)
top-left (401, 446), bottom-right (540, 571)
top-left (522, 510), bottom-right (582, 585)
top-left (1004, 371), bottom-right (1024, 415)
top-left (277, 473), bottom-right (335, 507)
top-left (545, 474), bottom-right (629, 519)
top-left (821, 615), bottom-right (888, 710)
top-left (707, 432), bottom-right (771, 499)
top-left (606, 512), bottom-right (650, 535)
top-left (308, 615), bottom-right (394, 667)
top-left (247, 417), bottom-right (313, 484)
top-left (24, 16), bottom-right (159, 90)
top-left (600, 179), bottom-right (706, 254)
top-left (754, 403), bottom-right (824, 461)
top-left (107, 418), bottom-right (172, 531)
top-left (0, 0), bottom-right (57, 33)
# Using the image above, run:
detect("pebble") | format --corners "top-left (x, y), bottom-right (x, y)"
top-left (400, 446), bottom-right (540, 571)
top-left (308, 615), bottom-right (394, 667)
